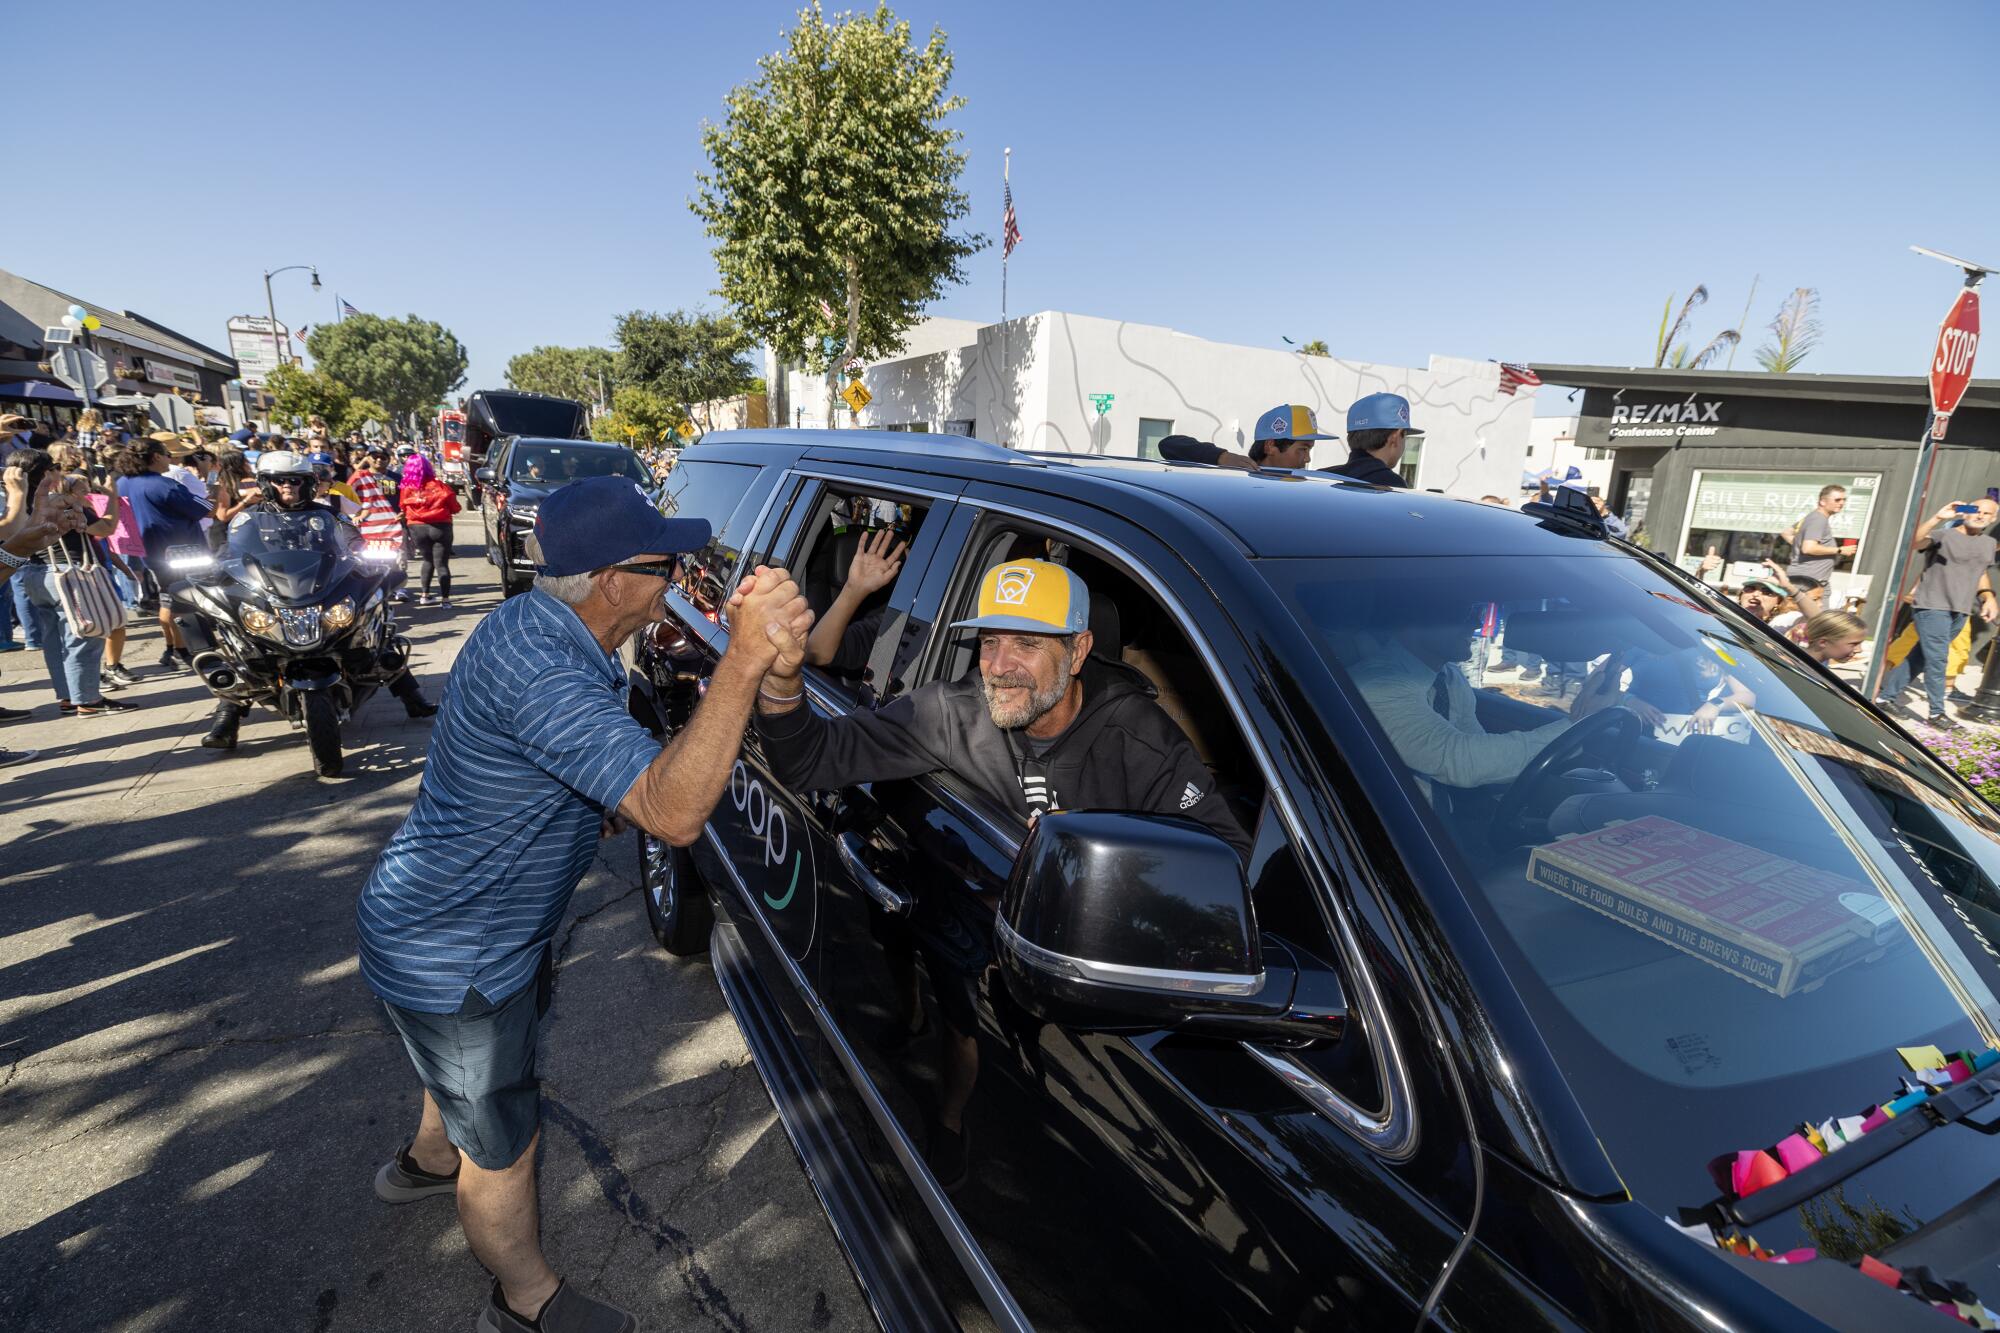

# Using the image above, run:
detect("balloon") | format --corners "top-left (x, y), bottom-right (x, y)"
top-left (66, 304), bottom-right (87, 320)
top-left (81, 315), bottom-right (100, 331)
top-left (60, 314), bottom-right (81, 331)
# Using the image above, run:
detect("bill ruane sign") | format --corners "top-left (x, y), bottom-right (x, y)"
top-left (226, 315), bottom-right (290, 389)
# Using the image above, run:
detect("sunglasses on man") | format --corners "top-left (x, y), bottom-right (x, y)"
top-left (606, 559), bottom-right (681, 581)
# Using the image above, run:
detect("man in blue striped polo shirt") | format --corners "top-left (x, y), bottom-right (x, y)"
top-left (357, 476), bottom-right (811, 1333)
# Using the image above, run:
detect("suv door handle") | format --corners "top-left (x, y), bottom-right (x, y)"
top-left (837, 833), bottom-right (910, 915)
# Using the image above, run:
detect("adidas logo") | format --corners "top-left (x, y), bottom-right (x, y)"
top-left (1179, 782), bottom-right (1202, 810)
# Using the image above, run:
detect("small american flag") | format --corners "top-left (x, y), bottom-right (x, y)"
top-left (1002, 181), bottom-right (1021, 259)
top-left (1497, 362), bottom-right (1542, 396)
top-left (293, 325), bottom-right (310, 343)
top-left (340, 298), bottom-right (361, 318)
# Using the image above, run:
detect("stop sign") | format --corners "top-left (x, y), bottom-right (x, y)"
top-left (1930, 287), bottom-right (1981, 430)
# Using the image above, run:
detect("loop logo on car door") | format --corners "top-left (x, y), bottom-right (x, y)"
top-left (723, 759), bottom-right (815, 960)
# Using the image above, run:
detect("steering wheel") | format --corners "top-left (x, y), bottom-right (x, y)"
top-left (1490, 705), bottom-right (1641, 849)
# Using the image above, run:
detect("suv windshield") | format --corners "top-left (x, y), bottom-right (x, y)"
top-left (1272, 552), bottom-right (2000, 1238)
top-left (508, 445), bottom-right (645, 485)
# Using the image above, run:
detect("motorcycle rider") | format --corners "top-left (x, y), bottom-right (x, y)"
top-left (199, 451), bottom-right (437, 751)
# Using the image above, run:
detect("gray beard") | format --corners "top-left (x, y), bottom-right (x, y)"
top-left (982, 657), bottom-right (1074, 730)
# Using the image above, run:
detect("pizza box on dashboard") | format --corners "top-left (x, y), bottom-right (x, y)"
top-left (1527, 815), bottom-right (1891, 997)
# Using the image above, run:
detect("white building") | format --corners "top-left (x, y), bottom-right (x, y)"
top-left (782, 311), bottom-right (1534, 498)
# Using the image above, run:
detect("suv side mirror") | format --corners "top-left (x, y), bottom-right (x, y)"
top-left (475, 467), bottom-right (495, 483)
top-left (997, 811), bottom-right (1346, 1046)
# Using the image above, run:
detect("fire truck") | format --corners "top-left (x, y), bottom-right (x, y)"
top-left (436, 409), bottom-right (469, 492)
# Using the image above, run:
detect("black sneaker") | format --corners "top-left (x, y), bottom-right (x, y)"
top-left (0, 747), bottom-right (37, 768)
top-left (1928, 714), bottom-right (1964, 732)
top-left (1949, 688), bottom-right (1978, 706)
top-left (99, 673), bottom-right (127, 692)
top-left (478, 1279), bottom-right (635, 1333)
top-left (76, 698), bottom-right (140, 715)
top-left (373, 1142), bottom-right (460, 1203)
top-left (103, 663), bottom-right (140, 687)
top-left (0, 706), bottom-right (27, 723)
top-left (157, 649), bottom-right (178, 673)
top-left (1875, 697), bottom-right (1916, 722)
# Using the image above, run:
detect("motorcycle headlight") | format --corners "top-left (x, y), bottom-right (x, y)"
top-left (240, 605), bottom-right (278, 636)
top-left (323, 597), bottom-right (356, 630)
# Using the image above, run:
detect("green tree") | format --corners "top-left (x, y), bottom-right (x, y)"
top-left (306, 313), bottom-right (469, 425)
top-left (505, 344), bottom-right (616, 403)
top-left (340, 398), bottom-right (390, 436)
top-left (611, 310), bottom-right (757, 421)
top-left (589, 386), bottom-right (682, 447)
top-left (265, 363), bottom-right (352, 433)
top-left (1299, 339), bottom-right (1330, 357)
top-left (692, 2), bottom-right (983, 417)
top-left (1755, 287), bottom-right (1822, 373)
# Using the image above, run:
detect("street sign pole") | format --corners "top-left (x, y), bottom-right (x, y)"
top-left (1863, 251), bottom-right (1987, 703)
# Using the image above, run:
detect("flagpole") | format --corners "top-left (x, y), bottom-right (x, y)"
top-left (1001, 147), bottom-right (1011, 440)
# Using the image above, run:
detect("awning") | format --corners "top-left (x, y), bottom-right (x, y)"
top-left (0, 380), bottom-right (81, 403)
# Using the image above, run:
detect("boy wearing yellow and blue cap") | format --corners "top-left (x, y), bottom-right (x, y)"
top-left (1324, 392), bottom-right (1423, 489)
top-left (1248, 403), bottom-right (1337, 470)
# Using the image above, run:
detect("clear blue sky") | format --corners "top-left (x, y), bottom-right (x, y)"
top-left (16, 0), bottom-right (2000, 414)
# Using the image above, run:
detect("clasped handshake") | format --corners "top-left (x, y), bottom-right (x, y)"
top-left (721, 565), bottom-right (815, 699)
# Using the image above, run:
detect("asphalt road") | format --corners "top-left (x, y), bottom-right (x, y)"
top-left (0, 514), bottom-right (872, 1333)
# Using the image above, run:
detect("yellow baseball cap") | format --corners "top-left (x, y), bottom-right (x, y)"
top-left (951, 559), bottom-right (1091, 635)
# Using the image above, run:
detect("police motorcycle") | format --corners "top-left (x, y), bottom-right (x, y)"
top-left (167, 450), bottom-right (434, 777)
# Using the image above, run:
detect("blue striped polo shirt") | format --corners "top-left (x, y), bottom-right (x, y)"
top-left (356, 589), bottom-right (660, 1013)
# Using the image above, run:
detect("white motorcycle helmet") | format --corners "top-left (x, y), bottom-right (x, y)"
top-left (254, 450), bottom-right (319, 509)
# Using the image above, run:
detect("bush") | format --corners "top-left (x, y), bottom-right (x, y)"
top-left (1923, 728), bottom-right (2000, 805)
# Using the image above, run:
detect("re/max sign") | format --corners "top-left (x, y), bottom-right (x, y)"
top-left (1610, 399), bottom-right (1723, 425)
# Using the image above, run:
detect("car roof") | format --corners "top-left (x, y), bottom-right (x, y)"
top-left (691, 431), bottom-right (1616, 560)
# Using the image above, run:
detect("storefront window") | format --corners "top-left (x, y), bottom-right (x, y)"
top-left (1677, 469), bottom-right (1878, 592)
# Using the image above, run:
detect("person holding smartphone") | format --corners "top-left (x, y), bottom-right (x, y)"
top-left (1874, 497), bottom-right (2000, 729)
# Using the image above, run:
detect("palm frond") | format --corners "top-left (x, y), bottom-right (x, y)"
top-left (1755, 287), bottom-right (1822, 373)
top-left (1656, 285), bottom-right (1710, 367)
top-left (1684, 329), bottom-right (1741, 370)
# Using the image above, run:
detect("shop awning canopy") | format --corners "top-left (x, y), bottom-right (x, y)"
top-left (0, 379), bottom-right (80, 402)
top-left (1527, 363), bottom-right (2000, 412)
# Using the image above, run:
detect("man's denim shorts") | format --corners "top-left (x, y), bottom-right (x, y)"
top-left (382, 949), bottom-right (553, 1170)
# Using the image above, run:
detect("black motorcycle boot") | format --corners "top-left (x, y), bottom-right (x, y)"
top-left (201, 701), bottom-right (245, 751)
top-left (390, 672), bottom-right (437, 719)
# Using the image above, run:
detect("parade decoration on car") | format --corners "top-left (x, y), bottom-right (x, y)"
top-left (1670, 1044), bottom-right (2000, 1325)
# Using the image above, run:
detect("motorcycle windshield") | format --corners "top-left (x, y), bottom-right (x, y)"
top-left (224, 509), bottom-right (352, 601)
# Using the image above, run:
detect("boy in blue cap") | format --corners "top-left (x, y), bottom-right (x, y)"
top-left (1324, 392), bottom-right (1422, 489)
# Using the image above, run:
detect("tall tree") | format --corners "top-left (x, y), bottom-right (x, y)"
top-left (307, 313), bottom-right (468, 426)
top-left (693, 2), bottom-right (983, 417)
top-left (588, 386), bottom-right (681, 447)
top-left (265, 363), bottom-right (351, 432)
top-left (612, 310), bottom-right (757, 421)
top-left (505, 345), bottom-right (616, 404)
top-left (1755, 288), bottom-right (1823, 373)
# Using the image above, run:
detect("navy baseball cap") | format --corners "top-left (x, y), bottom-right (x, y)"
top-left (535, 475), bottom-right (711, 576)
top-left (1347, 392), bottom-right (1425, 435)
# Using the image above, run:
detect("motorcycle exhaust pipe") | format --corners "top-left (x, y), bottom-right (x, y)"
top-left (191, 651), bottom-right (237, 692)
top-left (378, 635), bottom-right (412, 677)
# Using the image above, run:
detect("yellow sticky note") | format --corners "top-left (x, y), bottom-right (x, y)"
top-left (1898, 1044), bottom-right (1948, 1072)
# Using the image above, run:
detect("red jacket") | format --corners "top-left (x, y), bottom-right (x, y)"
top-left (401, 479), bottom-right (461, 526)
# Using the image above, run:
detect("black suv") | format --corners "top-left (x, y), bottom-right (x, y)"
top-left (478, 436), bottom-right (649, 595)
top-left (628, 431), bottom-right (2000, 1333)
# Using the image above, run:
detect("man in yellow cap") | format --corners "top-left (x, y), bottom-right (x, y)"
top-left (740, 557), bottom-right (1250, 1188)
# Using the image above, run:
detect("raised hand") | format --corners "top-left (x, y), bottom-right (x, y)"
top-left (727, 565), bottom-right (813, 676)
top-left (846, 527), bottom-right (909, 597)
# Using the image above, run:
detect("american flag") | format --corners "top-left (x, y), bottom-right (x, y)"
top-left (340, 298), bottom-right (361, 318)
top-left (1002, 181), bottom-right (1021, 260)
top-left (293, 325), bottom-right (310, 343)
top-left (1497, 362), bottom-right (1542, 396)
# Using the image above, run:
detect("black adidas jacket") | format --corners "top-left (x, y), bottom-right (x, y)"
top-left (755, 656), bottom-right (1251, 861)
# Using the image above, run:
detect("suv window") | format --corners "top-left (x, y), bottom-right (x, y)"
top-left (784, 486), bottom-right (930, 702)
top-left (508, 444), bottom-right (644, 484)
top-left (661, 460), bottom-right (764, 615)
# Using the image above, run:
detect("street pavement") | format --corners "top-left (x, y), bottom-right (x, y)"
top-left (0, 515), bottom-right (872, 1333)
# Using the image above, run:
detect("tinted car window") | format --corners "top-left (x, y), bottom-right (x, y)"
top-left (474, 393), bottom-right (586, 439)
top-left (1272, 553), bottom-right (2000, 1231)
top-left (661, 460), bottom-right (764, 614)
top-left (507, 445), bottom-right (645, 484)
